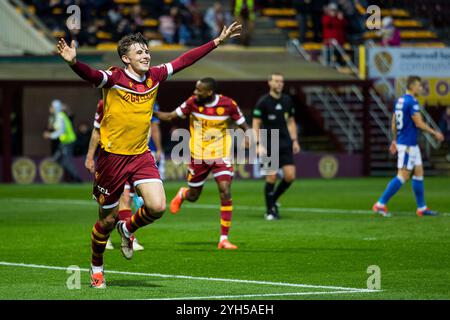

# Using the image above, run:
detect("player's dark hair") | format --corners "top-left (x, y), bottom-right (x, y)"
top-left (269, 72), bottom-right (284, 81)
top-left (406, 75), bottom-right (422, 89)
top-left (117, 33), bottom-right (148, 64)
top-left (199, 77), bottom-right (217, 92)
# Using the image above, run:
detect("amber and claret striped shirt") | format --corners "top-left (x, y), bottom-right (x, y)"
top-left (176, 94), bottom-right (246, 160)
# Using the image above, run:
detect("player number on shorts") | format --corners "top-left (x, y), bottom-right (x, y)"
top-left (395, 110), bottom-right (404, 130)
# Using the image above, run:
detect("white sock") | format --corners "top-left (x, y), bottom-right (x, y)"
top-left (220, 235), bottom-right (228, 242)
top-left (91, 264), bottom-right (103, 274)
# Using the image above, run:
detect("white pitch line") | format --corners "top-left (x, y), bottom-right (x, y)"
top-left (0, 261), bottom-right (375, 293)
top-left (2, 198), bottom-right (449, 216)
top-left (152, 290), bottom-right (380, 300)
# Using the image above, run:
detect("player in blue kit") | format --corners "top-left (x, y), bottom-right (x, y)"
top-left (373, 76), bottom-right (444, 217)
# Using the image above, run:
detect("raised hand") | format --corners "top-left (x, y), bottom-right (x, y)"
top-left (214, 22), bottom-right (242, 46)
top-left (57, 38), bottom-right (77, 65)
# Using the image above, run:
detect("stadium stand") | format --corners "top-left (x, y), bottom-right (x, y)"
top-left (8, 0), bottom-right (450, 49)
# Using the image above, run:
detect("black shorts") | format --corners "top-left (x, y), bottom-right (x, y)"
top-left (261, 146), bottom-right (294, 172)
top-left (278, 147), bottom-right (294, 168)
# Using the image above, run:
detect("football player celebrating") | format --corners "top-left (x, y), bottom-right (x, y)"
top-left (155, 78), bottom-right (249, 250)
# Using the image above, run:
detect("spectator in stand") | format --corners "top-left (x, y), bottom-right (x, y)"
top-left (178, 1), bottom-right (201, 45)
top-left (379, 16), bottom-right (401, 47)
top-left (115, 14), bottom-right (133, 42)
top-left (439, 106), bottom-right (450, 162)
top-left (186, 3), bottom-right (208, 45)
top-left (293, 0), bottom-right (326, 43)
top-left (159, 7), bottom-right (178, 44)
top-left (141, 0), bottom-right (165, 19)
top-left (335, 0), bottom-right (367, 44)
top-left (322, 3), bottom-right (347, 66)
top-left (204, 2), bottom-right (232, 39)
top-left (129, 4), bottom-right (145, 34)
top-left (233, 0), bottom-right (255, 46)
top-left (159, 4), bottom-right (195, 45)
top-left (107, 5), bottom-right (122, 27)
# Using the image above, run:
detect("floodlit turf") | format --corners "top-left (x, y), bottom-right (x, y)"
top-left (0, 178), bottom-right (449, 300)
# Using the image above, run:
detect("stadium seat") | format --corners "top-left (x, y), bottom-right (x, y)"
top-left (261, 8), bottom-right (296, 17)
top-left (143, 19), bottom-right (158, 27)
top-left (51, 7), bottom-right (63, 15)
top-left (96, 31), bottom-right (113, 41)
top-left (96, 42), bottom-right (118, 50)
top-left (51, 30), bottom-right (66, 38)
top-left (380, 9), bottom-right (410, 17)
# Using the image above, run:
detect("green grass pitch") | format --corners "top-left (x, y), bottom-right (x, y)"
top-left (0, 177), bottom-right (449, 300)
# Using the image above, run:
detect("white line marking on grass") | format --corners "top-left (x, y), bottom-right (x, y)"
top-left (151, 290), bottom-right (380, 300)
top-left (0, 261), bottom-right (378, 293)
top-left (3, 197), bottom-right (450, 216)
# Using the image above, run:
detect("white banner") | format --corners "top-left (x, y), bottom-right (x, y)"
top-left (367, 47), bottom-right (450, 104)
top-left (368, 47), bottom-right (450, 78)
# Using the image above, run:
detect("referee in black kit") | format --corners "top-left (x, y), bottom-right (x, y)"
top-left (252, 73), bottom-right (301, 220)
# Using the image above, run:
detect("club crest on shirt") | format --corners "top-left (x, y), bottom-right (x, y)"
top-left (129, 81), bottom-right (133, 88)
top-left (146, 78), bottom-right (153, 88)
top-left (136, 84), bottom-right (145, 92)
top-left (198, 106), bottom-right (204, 113)
top-left (98, 194), bottom-right (105, 205)
top-left (216, 107), bottom-right (225, 115)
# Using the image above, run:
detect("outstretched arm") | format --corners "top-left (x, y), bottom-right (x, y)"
top-left (154, 110), bottom-right (180, 122)
top-left (57, 38), bottom-right (109, 87)
top-left (169, 22), bottom-right (242, 75)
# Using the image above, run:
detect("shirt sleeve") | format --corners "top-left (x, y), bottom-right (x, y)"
top-left (70, 62), bottom-right (119, 88)
top-left (175, 99), bottom-right (192, 118)
top-left (149, 41), bottom-right (216, 83)
top-left (411, 99), bottom-right (420, 115)
top-left (169, 40), bottom-right (216, 75)
top-left (93, 100), bottom-right (103, 128)
top-left (229, 99), bottom-right (246, 125)
top-left (149, 64), bottom-right (173, 83)
top-left (253, 97), bottom-right (264, 118)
